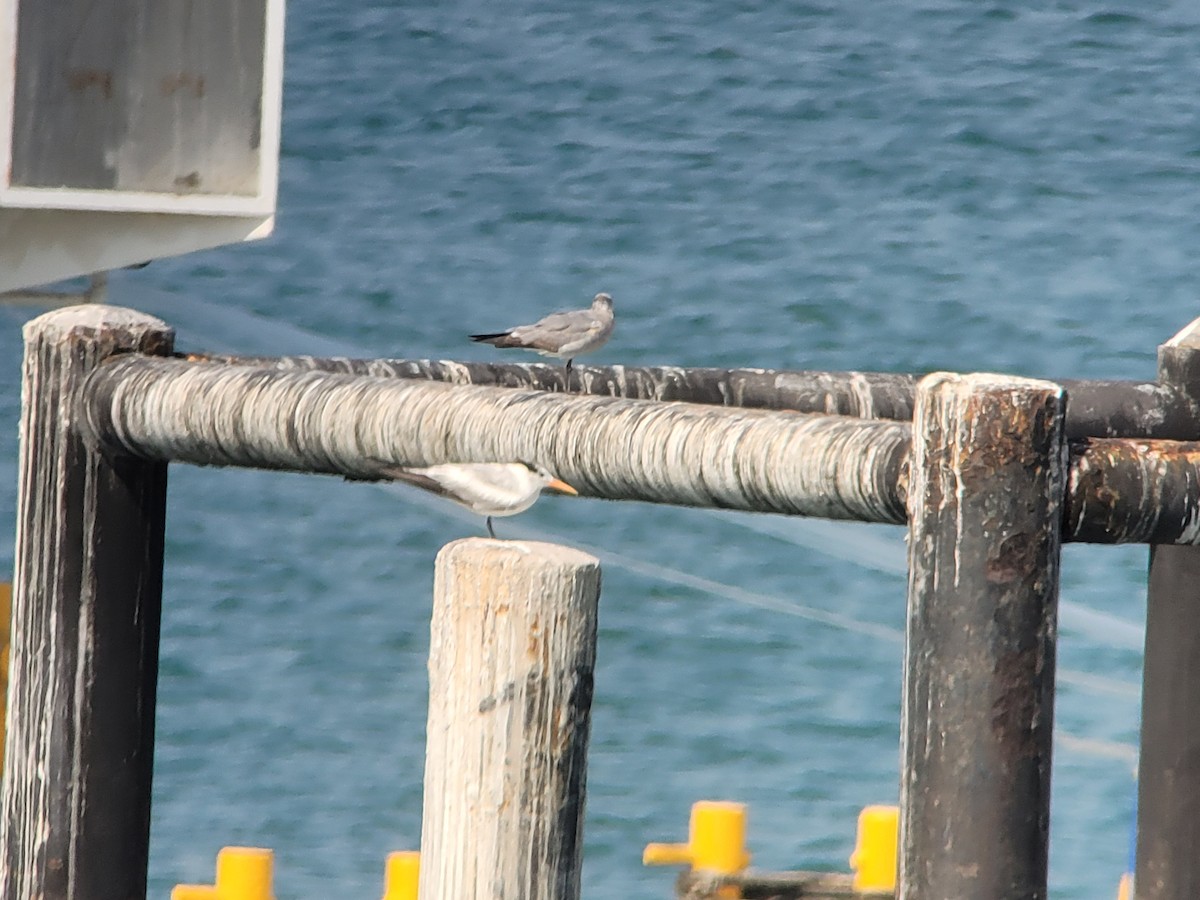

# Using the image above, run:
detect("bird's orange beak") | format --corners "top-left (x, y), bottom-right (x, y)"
top-left (546, 478), bottom-right (578, 496)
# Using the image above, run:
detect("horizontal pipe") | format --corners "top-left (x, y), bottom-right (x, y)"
top-left (188, 353), bottom-right (1200, 440)
top-left (1060, 378), bottom-right (1199, 439)
top-left (1066, 438), bottom-right (1200, 544)
top-left (188, 354), bottom-right (921, 420)
top-left (81, 356), bottom-right (1200, 544)
top-left (82, 356), bottom-right (909, 523)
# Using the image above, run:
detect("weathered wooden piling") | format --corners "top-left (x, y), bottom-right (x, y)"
top-left (900, 373), bottom-right (1066, 900)
top-left (419, 539), bottom-right (600, 900)
top-left (1136, 316), bottom-right (1200, 899)
top-left (2, 306), bottom-right (173, 899)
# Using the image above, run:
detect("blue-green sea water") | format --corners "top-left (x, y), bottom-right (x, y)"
top-left (5, 1), bottom-right (1199, 896)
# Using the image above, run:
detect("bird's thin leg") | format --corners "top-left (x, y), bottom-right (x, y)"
top-left (486, 516), bottom-right (496, 539)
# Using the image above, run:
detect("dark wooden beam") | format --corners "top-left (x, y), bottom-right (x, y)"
top-left (1136, 316), bottom-right (1200, 900)
top-left (900, 373), bottom-right (1065, 900)
top-left (1, 306), bottom-right (173, 900)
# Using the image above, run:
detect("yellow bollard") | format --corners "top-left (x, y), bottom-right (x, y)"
top-left (644, 801), bottom-right (750, 898)
top-left (382, 851), bottom-right (420, 900)
top-left (216, 847), bottom-right (275, 899)
top-left (849, 805), bottom-right (899, 893)
top-left (171, 887), bottom-right (218, 900)
top-left (172, 847), bottom-right (274, 900)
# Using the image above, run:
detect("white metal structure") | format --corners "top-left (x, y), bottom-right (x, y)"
top-left (0, 0), bottom-right (285, 291)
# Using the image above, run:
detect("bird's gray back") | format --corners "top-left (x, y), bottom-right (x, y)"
top-left (513, 305), bottom-right (613, 354)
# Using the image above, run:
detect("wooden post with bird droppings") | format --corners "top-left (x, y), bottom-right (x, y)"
top-left (1, 306), bottom-right (173, 900)
top-left (900, 373), bottom-right (1066, 900)
top-left (419, 539), bottom-right (601, 900)
top-left (1136, 316), bottom-right (1200, 900)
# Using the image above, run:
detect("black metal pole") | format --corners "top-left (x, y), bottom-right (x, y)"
top-left (0, 306), bottom-right (173, 899)
top-left (1135, 317), bottom-right (1200, 899)
top-left (191, 352), bottom-right (1200, 439)
top-left (900, 373), bottom-right (1066, 900)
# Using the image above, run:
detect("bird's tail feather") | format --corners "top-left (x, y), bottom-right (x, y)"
top-left (343, 457), bottom-right (402, 483)
top-left (347, 459), bottom-right (453, 498)
top-left (469, 331), bottom-right (518, 346)
top-left (381, 468), bottom-right (449, 496)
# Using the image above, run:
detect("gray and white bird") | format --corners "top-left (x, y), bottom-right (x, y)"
top-left (470, 292), bottom-right (614, 374)
top-left (380, 461), bottom-right (578, 538)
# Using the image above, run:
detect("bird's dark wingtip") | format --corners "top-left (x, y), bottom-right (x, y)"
top-left (344, 457), bottom-right (404, 483)
top-left (469, 332), bottom-right (509, 343)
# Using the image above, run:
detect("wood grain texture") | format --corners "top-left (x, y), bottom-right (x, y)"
top-left (2, 305), bottom-right (172, 900)
top-left (900, 373), bottom-right (1066, 900)
top-left (420, 539), bottom-right (600, 900)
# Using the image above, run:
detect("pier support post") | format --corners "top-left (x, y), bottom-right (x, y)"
top-left (419, 539), bottom-right (601, 900)
top-left (1136, 317), bottom-right (1200, 899)
top-left (900, 373), bottom-right (1066, 900)
top-left (1, 306), bottom-right (173, 899)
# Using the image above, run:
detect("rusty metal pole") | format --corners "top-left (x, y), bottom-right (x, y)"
top-left (1135, 316), bottom-right (1200, 900)
top-left (900, 373), bottom-right (1067, 900)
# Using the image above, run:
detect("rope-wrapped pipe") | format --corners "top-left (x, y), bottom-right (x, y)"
top-left (81, 355), bottom-right (910, 523)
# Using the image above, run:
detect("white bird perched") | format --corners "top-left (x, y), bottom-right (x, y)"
top-left (470, 292), bottom-right (614, 374)
top-left (379, 461), bottom-right (578, 538)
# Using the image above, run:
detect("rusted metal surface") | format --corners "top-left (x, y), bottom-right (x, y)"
top-left (2, 306), bottom-right (172, 900)
top-left (189, 353), bottom-right (1200, 439)
top-left (1066, 438), bottom-right (1200, 544)
top-left (900, 373), bottom-right (1065, 900)
top-left (81, 355), bottom-right (911, 524)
